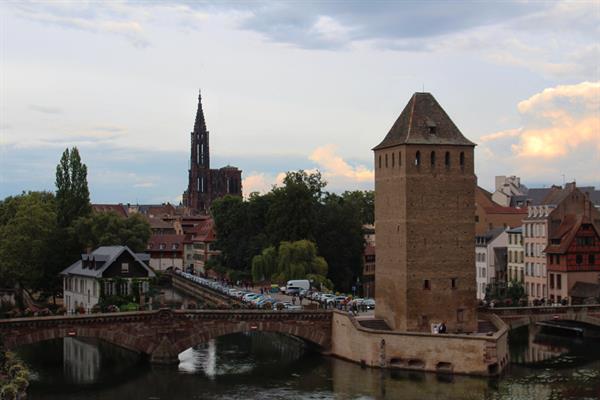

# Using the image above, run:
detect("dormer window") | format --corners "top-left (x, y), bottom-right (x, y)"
top-left (429, 126), bottom-right (436, 134)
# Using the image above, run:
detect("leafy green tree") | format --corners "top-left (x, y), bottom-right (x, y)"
top-left (251, 240), bottom-right (329, 285)
top-left (0, 192), bottom-right (58, 291)
top-left (71, 212), bottom-right (151, 252)
top-left (341, 190), bottom-right (374, 225)
top-left (55, 147), bottom-right (91, 228)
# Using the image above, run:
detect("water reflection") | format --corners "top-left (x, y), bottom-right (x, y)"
top-left (14, 325), bottom-right (600, 400)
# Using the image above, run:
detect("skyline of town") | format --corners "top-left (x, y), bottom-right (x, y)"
top-left (1, 1), bottom-right (599, 203)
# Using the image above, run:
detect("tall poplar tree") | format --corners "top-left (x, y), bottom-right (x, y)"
top-left (55, 147), bottom-right (91, 227)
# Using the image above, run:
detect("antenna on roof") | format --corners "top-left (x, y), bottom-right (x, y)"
top-left (422, 83), bottom-right (425, 92)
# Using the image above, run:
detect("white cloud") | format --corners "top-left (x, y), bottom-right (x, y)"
top-left (309, 145), bottom-right (373, 182)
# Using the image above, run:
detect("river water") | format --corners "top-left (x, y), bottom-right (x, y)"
top-left (14, 323), bottom-right (600, 400)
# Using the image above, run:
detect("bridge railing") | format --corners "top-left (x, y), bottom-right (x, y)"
top-left (481, 304), bottom-right (600, 316)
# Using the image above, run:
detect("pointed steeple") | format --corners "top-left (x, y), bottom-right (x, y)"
top-left (194, 89), bottom-right (207, 134)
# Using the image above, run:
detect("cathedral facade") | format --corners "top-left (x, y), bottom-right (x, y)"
top-left (183, 91), bottom-right (242, 214)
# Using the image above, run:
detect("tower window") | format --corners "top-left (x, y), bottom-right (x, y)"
top-left (423, 279), bottom-right (430, 290)
top-left (451, 278), bottom-right (457, 289)
top-left (385, 154), bottom-right (388, 168)
top-left (392, 152), bottom-right (395, 167)
top-left (399, 152), bottom-right (402, 166)
top-left (445, 152), bottom-right (450, 168)
top-left (379, 155), bottom-right (382, 169)
top-left (430, 151), bottom-right (436, 167)
top-left (429, 126), bottom-right (436, 134)
top-left (415, 151), bottom-right (421, 166)
top-left (459, 152), bottom-right (465, 170)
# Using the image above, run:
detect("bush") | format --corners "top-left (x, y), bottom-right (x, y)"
top-left (12, 377), bottom-right (27, 393)
top-left (0, 384), bottom-right (17, 400)
top-left (119, 303), bottom-right (139, 312)
top-left (7, 364), bottom-right (24, 379)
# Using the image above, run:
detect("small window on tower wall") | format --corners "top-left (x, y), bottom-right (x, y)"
top-left (451, 278), bottom-right (457, 289)
top-left (415, 151), bottom-right (421, 166)
top-left (460, 152), bottom-right (465, 169)
top-left (423, 279), bottom-right (430, 290)
top-left (457, 309), bottom-right (465, 322)
top-left (385, 154), bottom-right (388, 168)
top-left (392, 152), bottom-right (395, 167)
top-left (379, 155), bottom-right (382, 169)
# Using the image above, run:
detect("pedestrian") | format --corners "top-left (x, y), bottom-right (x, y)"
top-left (352, 301), bottom-right (358, 316)
top-left (292, 296), bottom-right (296, 306)
top-left (438, 321), bottom-right (447, 334)
top-left (260, 288), bottom-right (264, 295)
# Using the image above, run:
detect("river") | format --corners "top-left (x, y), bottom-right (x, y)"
top-left (14, 322), bottom-right (600, 400)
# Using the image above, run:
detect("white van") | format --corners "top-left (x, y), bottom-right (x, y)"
top-left (286, 279), bottom-right (310, 293)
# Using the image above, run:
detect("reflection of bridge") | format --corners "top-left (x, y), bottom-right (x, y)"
top-left (483, 304), bottom-right (600, 330)
top-left (0, 309), bottom-right (332, 364)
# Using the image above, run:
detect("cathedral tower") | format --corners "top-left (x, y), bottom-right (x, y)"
top-left (183, 90), bottom-right (242, 214)
top-left (373, 92), bottom-right (477, 333)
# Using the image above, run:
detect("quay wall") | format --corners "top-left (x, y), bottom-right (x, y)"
top-left (330, 312), bottom-right (509, 376)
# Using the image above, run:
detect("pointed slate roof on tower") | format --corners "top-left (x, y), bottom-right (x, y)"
top-left (373, 92), bottom-right (475, 150)
top-left (194, 89), bottom-right (207, 134)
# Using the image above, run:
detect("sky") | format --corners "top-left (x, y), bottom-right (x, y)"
top-left (1, 1), bottom-right (599, 204)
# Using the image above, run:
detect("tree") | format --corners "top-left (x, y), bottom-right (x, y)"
top-left (341, 190), bottom-right (374, 225)
top-left (0, 192), bottom-right (58, 291)
top-left (55, 147), bottom-right (91, 228)
top-left (251, 240), bottom-right (330, 287)
top-left (71, 212), bottom-right (151, 252)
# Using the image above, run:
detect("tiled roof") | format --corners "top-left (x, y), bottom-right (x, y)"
top-left (483, 206), bottom-right (528, 214)
top-left (546, 215), bottom-right (599, 254)
top-left (147, 234), bottom-right (185, 251)
top-left (570, 282), bottom-right (600, 299)
top-left (92, 204), bottom-right (128, 218)
top-left (147, 217), bottom-right (174, 230)
top-left (61, 246), bottom-right (155, 278)
top-left (373, 92), bottom-right (475, 150)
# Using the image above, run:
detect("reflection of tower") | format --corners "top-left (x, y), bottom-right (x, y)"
top-left (373, 93), bottom-right (477, 332)
top-left (63, 338), bottom-right (100, 383)
top-left (204, 339), bottom-right (216, 379)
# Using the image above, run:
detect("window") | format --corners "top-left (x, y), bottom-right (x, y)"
top-left (550, 273), bottom-right (554, 289)
top-left (379, 155), bottom-right (382, 169)
top-left (121, 263), bottom-right (129, 273)
top-left (415, 151), bottom-right (421, 166)
top-left (423, 279), bottom-right (430, 290)
top-left (457, 309), bottom-right (465, 323)
top-left (556, 274), bottom-right (562, 290)
top-left (459, 152), bottom-right (465, 169)
top-left (159, 243), bottom-right (166, 250)
top-left (475, 215), bottom-right (479, 223)
top-left (451, 278), bottom-right (457, 289)
top-left (445, 152), bottom-right (450, 168)
top-left (576, 254), bottom-right (583, 265)
top-left (429, 126), bottom-right (437, 134)
top-left (590, 254), bottom-right (596, 265)
top-left (385, 154), bottom-right (388, 168)
top-left (430, 151), bottom-right (436, 167)
top-left (399, 152), bottom-right (402, 166)
top-left (392, 152), bottom-right (395, 167)
top-left (172, 243), bottom-right (179, 250)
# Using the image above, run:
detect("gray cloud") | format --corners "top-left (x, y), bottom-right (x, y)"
top-left (28, 104), bottom-right (62, 114)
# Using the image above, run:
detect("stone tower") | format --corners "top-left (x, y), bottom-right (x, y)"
top-left (373, 92), bottom-right (477, 333)
top-left (183, 90), bottom-right (243, 214)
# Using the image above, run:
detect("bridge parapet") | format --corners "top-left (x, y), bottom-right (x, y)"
top-left (481, 304), bottom-right (600, 330)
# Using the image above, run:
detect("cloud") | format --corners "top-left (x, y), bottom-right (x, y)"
top-left (478, 81), bottom-right (600, 183)
top-left (28, 104), bottom-right (62, 114)
top-left (309, 145), bottom-right (373, 182)
top-left (133, 182), bottom-right (156, 188)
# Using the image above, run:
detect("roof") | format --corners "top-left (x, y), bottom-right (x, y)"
top-left (506, 226), bottom-right (523, 234)
top-left (373, 92), bottom-right (475, 150)
top-left (147, 217), bottom-right (174, 230)
top-left (545, 215), bottom-right (600, 254)
top-left (147, 234), bottom-right (185, 251)
top-left (476, 227), bottom-right (506, 245)
top-left (570, 282), bottom-right (600, 299)
top-left (92, 204), bottom-right (128, 218)
top-left (191, 218), bottom-right (217, 242)
top-left (61, 246), bottom-right (155, 278)
top-left (483, 205), bottom-right (528, 215)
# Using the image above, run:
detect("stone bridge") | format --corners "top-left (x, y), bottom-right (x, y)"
top-left (483, 304), bottom-right (600, 330)
top-left (0, 309), bottom-right (332, 364)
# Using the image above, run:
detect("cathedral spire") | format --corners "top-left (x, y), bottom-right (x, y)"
top-left (194, 89), bottom-right (207, 134)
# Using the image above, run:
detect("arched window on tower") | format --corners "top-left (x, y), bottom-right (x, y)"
top-left (392, 152), bottom-right (395, 167)
top-left (415, 151), bottom-right (421, 166)
top-left (385, 154), bottom-right (388, 168)
top-left (379, 155), bottom-right (382, 169)
top-left (460, 152), bottom-right (465, 170)
top-left (445, 152), bottom-right (450, 168)
top-left (430, 151), bottom-right (436, 167)
top-left (399, 151), bottom-right (402, 166)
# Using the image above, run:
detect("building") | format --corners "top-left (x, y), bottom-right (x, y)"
top-left (362, 244), bottom-right (376, 298)
top-left (475, 186), bottom-right (527, 235)
top-left (61, 246), bottom-right (155, 313)
top-left (373, 92), bottom-right (477, 333)
top-left (146, 234), bottom-right (185, 271)
top-left (475, 228), bottom-right (508, 300)
top-left (91, 204), bottom-right (129, 218)
top-left (492, 176), bottom-right (528, 207)
top-left (189, 218), bottom-right (220, 273)
top-left (544, 188), bottom-right (600, 304)
top-left (507, 226), bottom-right (525, 284)
top-left (183, 91), bottom-right (242, 213)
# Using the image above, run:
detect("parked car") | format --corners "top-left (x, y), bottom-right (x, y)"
top-left (364, 299), bottom-right (376, 310)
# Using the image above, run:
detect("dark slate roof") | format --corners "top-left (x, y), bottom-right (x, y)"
top-left (373, 92), bottom-right (475, 150)
top-left (476, 227), bottom-right (506, 245)
top-left (570, 282), bottom-right (600, 299)
top-left (61, 246), bottom-right (155, 278)
top-left (506, 226), bottom-right (523, 234)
